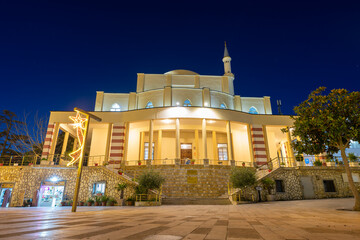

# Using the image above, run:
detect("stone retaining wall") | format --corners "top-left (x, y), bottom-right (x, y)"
top-left (0, 166), bottom-right (135, 207)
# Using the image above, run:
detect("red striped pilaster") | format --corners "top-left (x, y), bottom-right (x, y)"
top-left (41, 123), bottom-right (55, 159)
top-left (251, 124), bottom-right (268, 166)
top-left (108, 123), bottom-right (126, 165)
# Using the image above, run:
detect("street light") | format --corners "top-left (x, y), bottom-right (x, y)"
top-left (70, 107), bottom-right (101, 213)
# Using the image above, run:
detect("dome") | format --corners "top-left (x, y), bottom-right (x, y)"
top-left (164, 69), bottom-right (199, 75)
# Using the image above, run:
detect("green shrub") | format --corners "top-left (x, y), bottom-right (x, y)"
top-left (230, 167), bottom-right (256, 189)
top-left (261, 178), bottom-right (275, 194)
top-left (348, 153), bottom-right (358, 162)
top-left (313, 160), bottom-right (322, 166)
top-left (137, 170), bottom-right (165, 191)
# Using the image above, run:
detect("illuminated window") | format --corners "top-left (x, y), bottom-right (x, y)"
top-left (110, 103), bottom-right (121, 112)
top-left (183, 99), bottom-right (192, 106)
top-left (146, 101), bottom-right (154, 108)
top-left (217, 143), bottom-right (228, 160)
top-left (249, 106), bottom-right (259, 114)
top-left (144, 142), bottom-right (155, 160)
top-left (92, 182), bottom-right (106, 195)
top-left (220, 103), bottom-right (227, 109)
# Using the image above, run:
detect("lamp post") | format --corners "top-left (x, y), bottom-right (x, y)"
top-left (71, 108), bottom-right (101, 213)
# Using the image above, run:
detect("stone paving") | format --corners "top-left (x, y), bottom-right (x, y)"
top-left (0, 198), bottom-right (359, 240)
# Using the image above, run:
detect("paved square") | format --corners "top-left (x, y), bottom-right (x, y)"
top-left (0, 198), bottom-right (359, 239)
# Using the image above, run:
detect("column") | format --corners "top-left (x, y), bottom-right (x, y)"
top-left (226, 121), bottom-right (234, 161)
top-left (104, 123), bottom-right (112, 163)
top-left (212, 131), bottom-right (217, 160)
top-left (195, 130), bottom-right (199, 160)
top-left (247, 124), bottom-right (255, 164)
top-left (175, 118), bottom-right (180, 160)
top-left (139, 131), bottom-right (145, 160)
top-left (157, 130), bottom-right (162, 161)
top-left (109, 123), bottom-right (126, 166)
top-left (286, 128), bottom-right (295, 166)
top-left (60, 132), bottom-right (70, 156)
top-left (48, 123), bottom-right (60, 162)
top-left (41, 122), bottom-right (56, 159)
top-left (202, 119), bottom-right (208, 160)
top-left (148, 120), bottom-right (154, 160)
top-left (250, 124), bottom-right (268, 166)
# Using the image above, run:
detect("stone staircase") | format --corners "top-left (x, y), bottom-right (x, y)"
top-left (162, 197), bottom-right (231, 205)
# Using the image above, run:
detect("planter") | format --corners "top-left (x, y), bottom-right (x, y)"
top-left (94, 202), bottom-right (100, 206)
top-left (28, 163), bottom-right (33, 166)
top-left (61, 202), bottom-right (67, 206)
top-left (118, 172), bottom-right (123, 175)
top-left (94, 163), bottom-right (98, 166)
top-left (326, 162), bottom-right (336, 167)
top-left (0, 163), bottom-right (3, 166)
top-left (13, 163), bottom-right (19, 166)
top-left (40, 160), bottom-right (49, 165)
top-left (135, 201), bottom-right (161, 207)
top-left (87, 202), bottom-right (93, 206)
top-left (266, 194), bottom-right (275, 201)
top-left (350, 162), bottom-right (359, 167)
top-left (138, 162), bottom-right (142, 166)
top-left (101, 202), bottom-right (107, 206)
top-left (79, 202), bottom-right (84, 206)
top-left (125, 201), bottom-right (135, 206)
top-left (108, 202), bottom-right (115, 206)
top-left (296, 161), bottom-right (305, 167)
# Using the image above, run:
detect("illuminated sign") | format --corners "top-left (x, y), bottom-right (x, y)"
top-left (67, 111), bottom-right (88, 166)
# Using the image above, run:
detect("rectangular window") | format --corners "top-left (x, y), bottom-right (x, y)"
top-left (323, 180), bottom-right (336, 192)
top-left (92, 182), bottom-right (106, 195)
top-left (217, 143), bottom-right (228, 160)
top-left (275, 180), bottom-right (285, 192)
top-left (144, 142), bottom-right (154, 160)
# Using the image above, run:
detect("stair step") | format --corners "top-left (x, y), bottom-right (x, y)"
top-left (162, 198), bottom-right (231, 205)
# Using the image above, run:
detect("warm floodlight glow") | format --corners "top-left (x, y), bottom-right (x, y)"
top-left (176, 102), bottom-right (180, 106)
top-left (204, 102), bottom-right (208, 107)
top-left (50, 176), bottom-right (59, 182)
top-left (207, 120), bottom-right (215, 123)
top-left (67, 111), bottom-right (88, 166)
top-left (162, 119), bottom-right (173, 124)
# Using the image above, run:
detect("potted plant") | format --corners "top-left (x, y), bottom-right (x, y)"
top-left (125, 196), bottom-right (135, 206)
top-left (61, 201), bottom-right (67, 206)
top-left (87, 198), bottom-right (94, 206)
top-left (69, 200), bottom-right (73, 206)
top-left (242, 162), bottom-right (246, 167)
top-left (115, 182), bottom-right (127, 205)
top-left (190, 159), bottom-right (195, 165)
top-left (313, 160), bottom-right (322, 166)
top-left (118, 170), bottom-right (123, 175)
top-left (107, 197), bottom-right (117, 206)
top-left (79, 201), bottom-right (85, 206)
top-left (100, 195), bottom-right (109, 206)
top-left (295, 154), bottom-right (305, 166)
top-left (261, 178), bottom-right (275, 201)
top-left (348, 153), bottom-right (359, 167)
top-left (94, 196), bottom-right (101, 206)
top-left (138, 160), bottom-right (142, 166)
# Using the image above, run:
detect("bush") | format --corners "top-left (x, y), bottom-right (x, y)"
top-left (348, 153), bottom-right (358, 162)
top-left (137, 170), bottom-right (165, 191)
top-left (313, 160), bottom-right (322, 166)
top-left (261, 178), bottom-right (275, 194)
top-left (230, 167), bottom-right (256, 189)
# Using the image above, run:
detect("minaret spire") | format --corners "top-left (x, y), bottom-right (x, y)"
top-left (222, 42), bottom-right (233, 76)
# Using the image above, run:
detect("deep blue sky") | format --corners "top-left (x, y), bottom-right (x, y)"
top-left (1, 1), bottom-right (360, 118)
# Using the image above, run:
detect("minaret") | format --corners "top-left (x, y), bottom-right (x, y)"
top-left (222, 42), bottom-right (234, 77)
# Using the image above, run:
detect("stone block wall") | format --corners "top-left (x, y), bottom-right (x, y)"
top-left (0, 166), bottom-right (135, 207)
top-left (124, 165), bottom-right (232, 198)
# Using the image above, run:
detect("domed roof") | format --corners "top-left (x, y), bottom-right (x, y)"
top-left (164, 69), bottom-right (199, 75)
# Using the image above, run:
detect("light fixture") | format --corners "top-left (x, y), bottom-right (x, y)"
top-left (162, 119), bottom-right (173, 124)
top-left (50, 176), bottom-right (59, 182)
top-left (204, 102), bottom-right (208, 107)
top-left (207, 120), bottom-right (215, 124)
top-left (176, 102), bottom-right (180, 106)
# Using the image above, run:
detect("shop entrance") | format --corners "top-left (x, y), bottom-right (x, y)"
top-left (0, 183), bottom-right (14, 207)
top-left (38, 181), bottom-right (65, 207)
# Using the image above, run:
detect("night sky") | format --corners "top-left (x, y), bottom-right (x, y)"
top-left (1, 1), bottom-right (360, 118)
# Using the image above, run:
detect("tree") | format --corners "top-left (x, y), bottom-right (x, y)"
top-left (137, 170), bottom-right (165, 192)
top-left (230, 167), bottom-right (256, 189)
top-left (0, 110), bottom-right (25, 157)
top-left (12, 112), bottom-right (48, 156)
top-left (115, 182), bottom-right (128, 199)
top-left (286, 87), bottom-right (360, 211)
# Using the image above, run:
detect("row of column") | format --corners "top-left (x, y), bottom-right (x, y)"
top-left (147, 119), bottom-right (234, 161)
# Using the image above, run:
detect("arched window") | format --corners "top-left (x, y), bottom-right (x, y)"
top-left (220, 103), bottom-right (227, 109)
top-left (249, 106), bottom-right (259, 114)
top-left (145, 101), bottom-right (154, 108)
top-left (183, 99), bottom-right (192, 107)
top-left (110, 103), bottom-right (121, 112)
